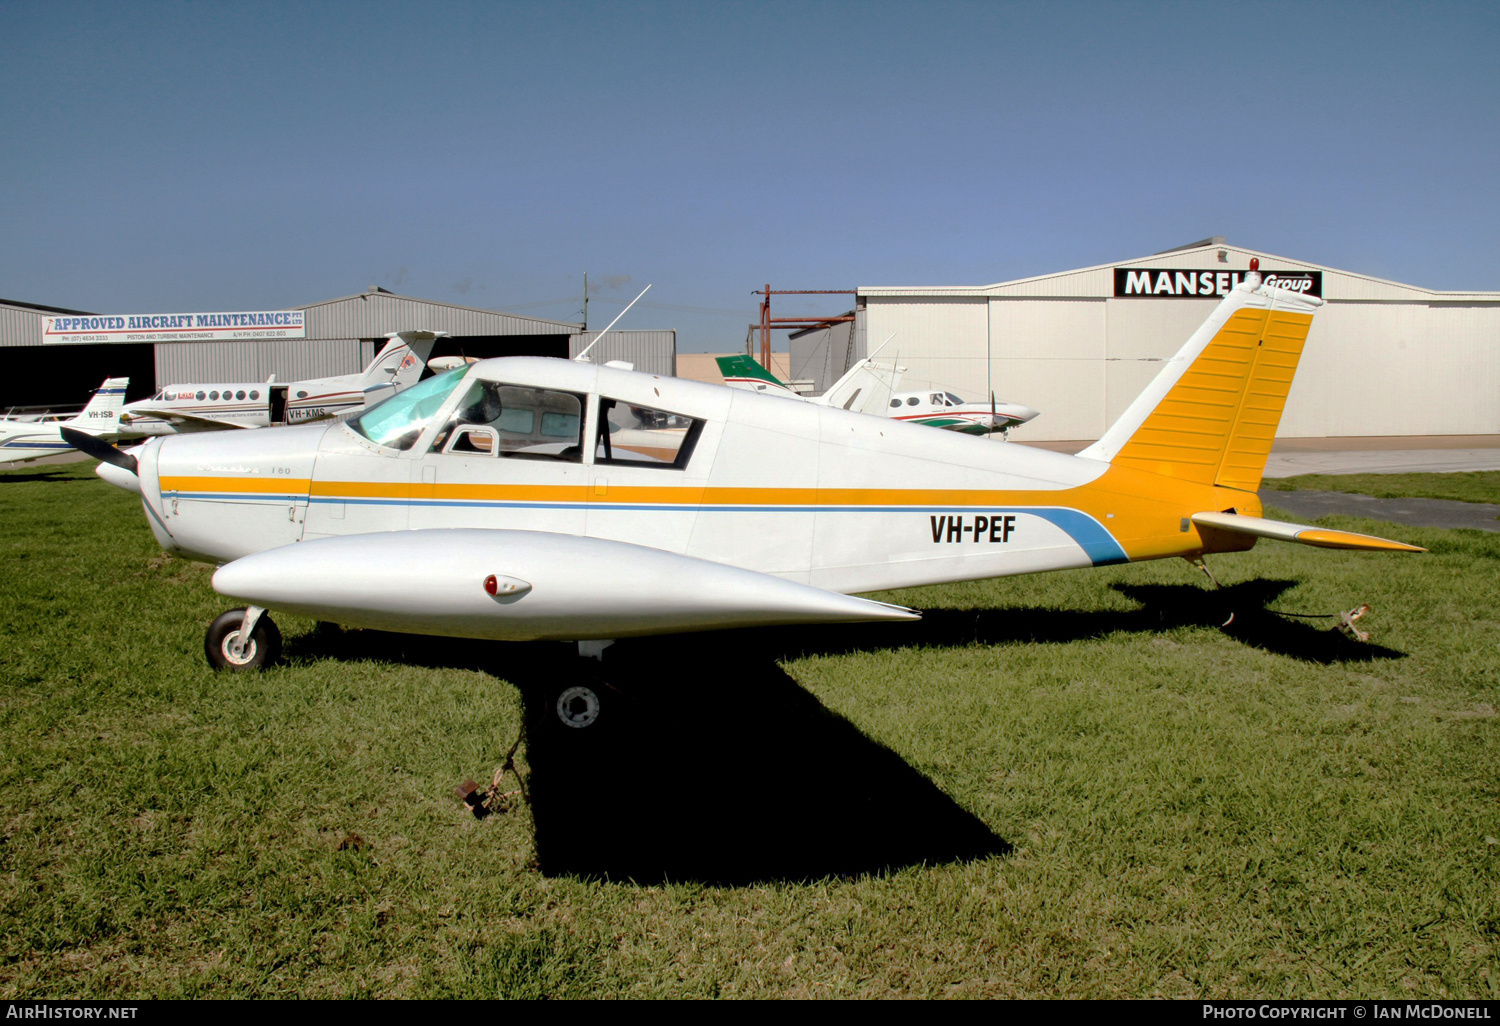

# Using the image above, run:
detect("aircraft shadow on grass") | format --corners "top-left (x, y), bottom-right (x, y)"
top-left (289, 627), bottom-right (1011, 885)
top-left (714, 578), bottom-right (1406, 667)
top-left (286, 575), bottom-right (1401, 883)
top-left (0, 469), bottom-right (79, 484)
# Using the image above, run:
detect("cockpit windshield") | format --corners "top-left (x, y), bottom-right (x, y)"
top-left (347, 365), bottom-right (468, 450)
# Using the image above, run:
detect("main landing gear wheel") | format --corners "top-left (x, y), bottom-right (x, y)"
top-left (205, 607), bottom-right (282, 672)
top-left (553, 684), bottom-right (602, 729)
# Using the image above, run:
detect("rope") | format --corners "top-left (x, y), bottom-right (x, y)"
top-left (456, 723), bottom-right (530, 819)
top-left (1184, 557), bottom-right (1373, 640)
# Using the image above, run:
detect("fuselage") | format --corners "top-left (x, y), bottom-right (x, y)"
top-left (127, 356), bottom-right (1257, 595)
top-left (0, 419), bottom-right (83, 464)
top-left (885, 391), bottom-right (1040, 435)
top-left (117, 373), bottom-right (367, 436)
top-left (0, 397), bottom-right (123, 465)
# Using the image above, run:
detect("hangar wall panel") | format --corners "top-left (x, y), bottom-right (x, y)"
top-left (1323, 272), bottom-right (1447, 303)
top-left (1423, 305), bottom-right (1500, 433)
top-left (989, 267), bottom-right (1112, 298)
top-left (863, 297), bottom-right (988, 398)
top-left (989, 298), bottom-right (1104, 361)
top-left (993, 359), bottom-right (1107, 441)
top-left (789, 320), bottom-right (856, 393)
top-left (155, 339), bottom-right (364, 385)
top-left (0, 305), bottom-right (44, 347)
top-left (1104, 298), bottom-right (1219, 361)
top-left (568, 330), bottom-right (676, 377)
top-left (1283, 304), bottom-right (1500, 436)
top-left (1104, 360), bottom-right (1167, 428)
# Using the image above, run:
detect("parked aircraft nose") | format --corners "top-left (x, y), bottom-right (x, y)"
top-left (149, 423), bottom-right (330, 563)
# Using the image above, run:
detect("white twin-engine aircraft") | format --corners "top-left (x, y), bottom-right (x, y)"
top-left (113, 331), bottom-right (446, 437)
top-left (0, 376), bottom-right (128, 466)
top-left (715, 354), bottom-right (1040, 436)
top-left (75, 268), bottom-right (1423, 729)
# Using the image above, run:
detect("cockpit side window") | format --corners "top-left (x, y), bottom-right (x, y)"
top-left (347, 365), bottom-right (468, 451)
top-left (594, 398), bottom-right (703, 469)
top-left (431, 381), bottom-right (585, 461)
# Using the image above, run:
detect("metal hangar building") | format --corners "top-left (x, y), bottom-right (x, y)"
top-left (837, 239), bottom-right (1499, 442)
top-left (0, 287), bottom-right (675, 410)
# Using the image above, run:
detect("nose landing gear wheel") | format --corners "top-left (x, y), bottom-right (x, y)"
top-left (554, 684), bottom-right (601, 729)
top-left (205, 608), bottom-right (282, 671)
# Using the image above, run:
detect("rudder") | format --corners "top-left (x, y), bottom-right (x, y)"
top-left (1078, 273), bottom-right (1322, 492)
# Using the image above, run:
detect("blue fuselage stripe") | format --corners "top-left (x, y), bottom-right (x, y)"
top-left (163, 492), bottom-right (1131, 566)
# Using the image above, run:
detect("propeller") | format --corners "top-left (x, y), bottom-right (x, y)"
top-left (61, 427), bottom-right (137, 475)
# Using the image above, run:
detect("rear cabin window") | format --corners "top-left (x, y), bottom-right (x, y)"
top-left (594, 398), bottom-right (703, 469)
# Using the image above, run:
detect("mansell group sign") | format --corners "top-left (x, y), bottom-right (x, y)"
top-left (1113, 268), bottom-right (1322, 299)
top-left (43, 310), bottom-right (307, 344)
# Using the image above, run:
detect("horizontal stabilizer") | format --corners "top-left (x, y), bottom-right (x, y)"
top-left (1190, 512), bottom-right (1426, 552)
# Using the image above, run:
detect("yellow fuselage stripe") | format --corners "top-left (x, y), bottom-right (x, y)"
top-left (161, 464), bottom-right (1261, 564)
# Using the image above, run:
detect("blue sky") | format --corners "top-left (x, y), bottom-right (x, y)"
top-left (3, 0), bottom-right (1496, 350)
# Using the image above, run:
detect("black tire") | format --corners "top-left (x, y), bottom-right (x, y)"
top-left (204, 608), bottom-right (282, 672)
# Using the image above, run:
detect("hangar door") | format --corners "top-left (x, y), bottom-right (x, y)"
top-left (2, 343), bottom-right (157, 410)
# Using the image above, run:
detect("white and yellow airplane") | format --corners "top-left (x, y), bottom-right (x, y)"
top-left (715, 354), bottom-right (1040, 435)
top-left (114, 331), bottom-right (447, 437)
top-left (75, 267), bottom-right (1422, 728)
top-left (0, 376), bottom-right (128, 466)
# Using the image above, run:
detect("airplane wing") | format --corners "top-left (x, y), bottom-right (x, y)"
top-left (211, 528), bottom-right (921, 641)
top-left (120, 407), bottom-right (260, 431)
top-left (1190, 512), bottom-right (1426, 552)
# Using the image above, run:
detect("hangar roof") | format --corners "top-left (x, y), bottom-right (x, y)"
top-left (858, 241), bottom-right (1499, 303)
top-left (0, 297), bottom-right (95, 315)
top-left (294, 286), bottom-right (581, 339)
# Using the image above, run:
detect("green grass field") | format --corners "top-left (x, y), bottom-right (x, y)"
top-left (1, 462), bottom-right (1497, 998)
top-left (1264, 471), bottom-right (1500, 506)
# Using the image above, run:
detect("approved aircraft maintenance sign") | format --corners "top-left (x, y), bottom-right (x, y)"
top-left (43, 311), bottom-right (307, 344)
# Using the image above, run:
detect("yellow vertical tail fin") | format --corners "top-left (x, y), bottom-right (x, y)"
top-left (1078, 273), bottom-right (1321, 492)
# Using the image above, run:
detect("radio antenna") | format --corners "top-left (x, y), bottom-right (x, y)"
top-left (574, 283), bottom-right (651, 363)
top-left (867, 332), bottom-right (897, 360)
